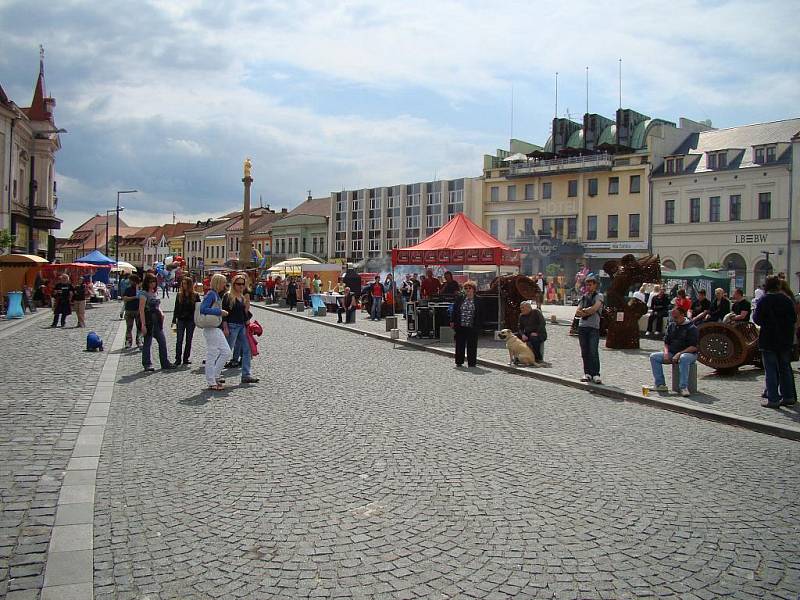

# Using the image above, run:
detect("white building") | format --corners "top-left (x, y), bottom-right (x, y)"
top-left (330, 178), bottom-right (482, 262)
top-left (652, 118), bottom-right (800, 293)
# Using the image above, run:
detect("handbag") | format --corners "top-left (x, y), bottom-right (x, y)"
top-left (194, 300), bottom-right (222, 329)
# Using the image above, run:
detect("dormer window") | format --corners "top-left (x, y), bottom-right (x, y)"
top-left (707, 151), bottom-right (726, 170)
top-left (754, 145), bottom-right (777, 164)
top-left (665, 156), bottom-right (684, 174)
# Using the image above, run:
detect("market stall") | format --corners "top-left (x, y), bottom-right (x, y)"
top-left (661, 267), bottom-right (732, 297)
top-left (391, 213), bottom-right (520, 337)
top-left (75, 250), bottom-right (115, 284)
top-left (0, 254), bottom-right (49, 313)
top-left (300, 263), bottom-right (343, 294)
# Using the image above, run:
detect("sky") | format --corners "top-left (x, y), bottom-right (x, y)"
top-left (1, 0), bottom-right (799, 235)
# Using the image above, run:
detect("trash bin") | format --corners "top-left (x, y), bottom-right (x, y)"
top-left (6, 291), bottom-right (24, 319)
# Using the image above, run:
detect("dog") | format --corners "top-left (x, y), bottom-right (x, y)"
top-left (86, 331), bottom-right (104, 352)
top-left (497, 328), bottom-right (538, 366)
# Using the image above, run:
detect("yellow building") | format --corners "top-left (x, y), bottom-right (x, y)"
top-left (202, 219), bottom-right (232, 271)
top-left (482, 110), bottom-right (704, 277)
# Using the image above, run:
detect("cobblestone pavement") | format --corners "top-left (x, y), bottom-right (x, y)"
top-left (0, 301), bottom-right (120, 599)
top-left (281, 301), bottom-right (799, 429)
top-left (93, 296), bottom-right (800, 599)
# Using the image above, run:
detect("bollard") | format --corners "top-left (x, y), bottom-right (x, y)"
top-left (390, 328), bottom-right (400, 339)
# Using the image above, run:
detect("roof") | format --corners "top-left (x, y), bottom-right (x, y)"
top-left (249, 212), bottom-right (283, 234)
top-left (658, 118), bottom-right (800, 175)
top-left (392, 213), bottom-right (519, 266)
top-left (226, 210), bottom-right (280, 233)
top-left (73, 214), bottom-right (129, 233)
top-left (202, 217), bottom-right (240, 237)
top-left (120, 225), bottom-right (160, 245)
top-left (158, 223), bottom-right (194, 239)
top-left (23, 56), bottom-right (53, 122)
top-left (0, 83), bottom-right (11, 109)
top-left (286, 197), bottom-right (331, 218)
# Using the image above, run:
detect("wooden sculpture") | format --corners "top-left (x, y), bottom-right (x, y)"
top-left (697, 321), bottom-right (761, 373)
top-left (601, 254), bottom-right (662, 349)
top-left (490, 275), bottom-right (542, 330)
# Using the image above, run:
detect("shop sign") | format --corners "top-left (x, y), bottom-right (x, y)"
top-left (452, 249), bottom-right (465, 263)
top-left (465, 249), bottom-right (480, 262)
top-left (734, 233), bottom-right (768, 244)
top-left (437, 249), bottom-right (451, 263)
top-left (583, 241), bottom-right (649, 250)
top-left (424, 250), bottom-right (438, 263)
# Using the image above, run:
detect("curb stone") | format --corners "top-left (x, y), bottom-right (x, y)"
top-left (253, 302), bottom-right (800, 442)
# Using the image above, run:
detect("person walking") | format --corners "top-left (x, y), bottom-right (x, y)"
top-left (576, 274), bottom-right (604, 384)
top-left (51, 274), bottom-right (73, 328)
top-left (172, 276), bottom-right (200, 366)
top-left (754, 275), bottom-right (797, 408)
top-left (648, 306), bottom-right (699, 397)
top-left (286, 277), bottom-right (298, 309)
top-left (138, 273), bottom-right (174, 372)
top-left (369, 275), bottom-right (385, 321)
top-left (121, 274), bottom-right (142, 348)
top-left (200, 274), bottom-right (232, 390)
top-left (223, 273), bottom-right (259, 384)
top-left (450, 280), bottom-right (485, 368)
top-left (73, 276), bottom-right (89, 327)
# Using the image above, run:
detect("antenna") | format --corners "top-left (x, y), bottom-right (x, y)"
top-left (172, 211), bottom-right (176, 225)
top-left (510, 82), bottom-right (514, 142)
top-left (259, 194), bottom-right (263, 208)
top-left (619, 58), bottom-right (622, 110)
top-left (585, 66), bottom-right (589, 116)
top-left (554, 72), bottom-right (558, 119)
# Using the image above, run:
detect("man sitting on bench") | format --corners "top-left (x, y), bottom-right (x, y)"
top-left (648, 306), bottom-right (699, 397)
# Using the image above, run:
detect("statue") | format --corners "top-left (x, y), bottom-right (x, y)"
top-left (601, 254), bottom-right (661, 349)
top-left (243, 157), bottom-right (252, 179)
top-left (489, 275), bottom-right (541, 330)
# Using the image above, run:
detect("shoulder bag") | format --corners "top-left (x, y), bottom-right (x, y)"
top-left (195, 298), bottom-right (222, 329)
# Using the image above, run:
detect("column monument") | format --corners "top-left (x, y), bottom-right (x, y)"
top-left (241, 158), bottom-right (253, 269)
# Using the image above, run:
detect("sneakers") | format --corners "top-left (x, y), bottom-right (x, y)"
top-left (653, 384), bottom-right (669, 392)
top-left (592, 375), bottom-right (603, 384)
top-left (241, 377), bottom-right (260, 384)
top-left (680, 388), bottom-right (691, 397)
top-left (761, 400), bottom-right (781, 409)
top-left (580, 374), bottom-right (591, 382)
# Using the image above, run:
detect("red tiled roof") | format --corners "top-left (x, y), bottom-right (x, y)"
top-left (24, 59), bottom-right (53, 122)
top-left (286, 197), bottom-right (331, 218)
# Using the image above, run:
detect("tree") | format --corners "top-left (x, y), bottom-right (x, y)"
top-left (0, 230), bottom-right (15, 254)
top-left (707, 261), bottom-right (721, 270)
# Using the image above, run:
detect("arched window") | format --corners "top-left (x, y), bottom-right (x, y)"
top-left (753, 260), bottom-right (773, 288)
top-left (722, 253), bottom-right (746, 290)
top-left (683, 254), bottom-right (705, 269)
top-left (662, 259), bottom-right (676, 271)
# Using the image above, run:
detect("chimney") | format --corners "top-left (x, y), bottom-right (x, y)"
top-left (307, 190), bottom-right (312, 202)
top-left (281, 208), bottom-right (288, 214)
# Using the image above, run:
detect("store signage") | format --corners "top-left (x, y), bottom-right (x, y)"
top-left (734, 233), bottom-right (768, 244)
top-left (583, 241), bottom-right (649, 250)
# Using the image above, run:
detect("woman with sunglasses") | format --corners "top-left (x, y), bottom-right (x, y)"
top-left (223, 273), bottom-right (259, 384)
top-left (200, 273), bottom-right (231, 390)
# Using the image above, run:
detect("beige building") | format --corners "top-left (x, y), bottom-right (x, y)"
top-left (1, 53), bottom-right (63, 256)
top-left (330, 177), bottom-right (481, 262)
top-left (482, 111), bottom-right (709, 276)
top-left (652, 118), bottom-right (800, 293)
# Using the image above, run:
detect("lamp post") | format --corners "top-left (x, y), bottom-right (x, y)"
top-left (115, 190), bottom-right (137, 268)
top-left (105, 207), bottom-right (125, 255)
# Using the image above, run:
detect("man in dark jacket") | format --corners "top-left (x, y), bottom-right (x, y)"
top-left (517, 300), bottom-right (547, 361)
top-left (648, 306), bottom-right (699, 397)
top-left (754, 275), bottom-right (797, 408)
top-left (450, 280), bottom-right (485, 368)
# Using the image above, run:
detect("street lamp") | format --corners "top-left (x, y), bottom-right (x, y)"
top-left (115, 190), bottom-right (137, 268)
top-left (105, 207), bottom-right (125, 255)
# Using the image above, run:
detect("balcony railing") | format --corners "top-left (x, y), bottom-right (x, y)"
top-left (508, 153), bottom-right (613, 176)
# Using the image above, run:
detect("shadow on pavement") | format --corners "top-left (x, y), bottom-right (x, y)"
top-left (117, 371), bottom-right (154, 384)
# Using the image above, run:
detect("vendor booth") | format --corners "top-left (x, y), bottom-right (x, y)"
top-left (75, 250), bottom-right (115, 284)
top-left (0, 254), bottom-right (49, 314)
top-left (301, 263), bottom-right (343, 294)
top-left (391, 213), bottom-right (520, 338)
top-left (661, 267), bottom-right (732, 297)
top-left (266, 257), bottom-right (321, 278)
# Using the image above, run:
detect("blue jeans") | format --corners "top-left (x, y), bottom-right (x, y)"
top-left (577, 327), bottom-right (600, 377)
top-left (142, 321), bottom-right (170, 368)
top-left (226, 323), bottom-right (251, 378)
top-left (371, 297), bottom-right (382, 320)
top-left (761, 349), bottom-right (797, 404)
top-left (650, 351), bottom-right (697, 390)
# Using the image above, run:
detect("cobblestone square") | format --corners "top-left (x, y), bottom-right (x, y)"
top-left (1, 298), bottom-right (799, 599)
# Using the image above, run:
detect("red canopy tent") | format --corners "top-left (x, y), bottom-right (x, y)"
top-left (391, 213), bottom-right (520, 267)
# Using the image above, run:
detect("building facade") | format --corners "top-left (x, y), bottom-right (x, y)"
top-left (652, 119), bottom-right (800, 293)
top-left (482, 112), bottom-right (709, 277)
top-left (330, 178), bottom-right (481, 262)
top-left (272, 196), bottom-right (330, 262)
top-left (1, 53), bottom-right (63, 256)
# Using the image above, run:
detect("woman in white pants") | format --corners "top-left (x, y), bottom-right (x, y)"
top-left (200, 274), bottom-right (232, 391)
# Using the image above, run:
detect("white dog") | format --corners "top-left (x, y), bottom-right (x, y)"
top-left (497, 328), bottom-right (538, 366)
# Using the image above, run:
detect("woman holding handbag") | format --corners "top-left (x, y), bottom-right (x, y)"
top-left (198, 274), bottom-right (231, 390)
top-left (138, 273), bottom-right (175, 372)
top-left (222, 273), bottom-right (259, 384)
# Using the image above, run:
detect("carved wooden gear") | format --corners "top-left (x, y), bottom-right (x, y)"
top-left (697, 321), bottom-right (761, 373)
top-left (490, 275), bottom-right (542, 330)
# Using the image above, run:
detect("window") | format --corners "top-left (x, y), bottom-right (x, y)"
top-left (665, 199), bottom-right (675, 224)
top-left (755, 147), bottom-right (765, 164)
top-left (608, 177), bottom-right (619, 195)
top-left (490, 186), bottom-right (499, 202)
top-left (524, 218), bottom-right (534, 235)
top-left (766, 146), bottom-right (776, 163)
top-left (351, 239), bottom-right (362, 253)
top-left (524, 184), bottom-right (535, 200)
top-left (630, 175), bottom-right (641, 193)
top-left (587, 178), bottom-right (598, 196)
top-left (707, 153), bottom-right (717, 170)
top-left (629, 214), bottom-right (640, 238)
top-left (729, 195), bottom-right (741, 221)
top-left (542, 182), bottom-right (552, 199)
top-left (567, 217), bottom-right (577, 239)
top-left (312, 237), bottom-right (318, 254)
top-left (665, 159), bottom-right (674, 174)
top-left (507, 185), bottom-right (517, 201)
top-left (506, 218), bottom-right (515, 240)
top-left (607, 215), bottom-right (618, 238)
top-left (541, 219), bottom-right (552, 236)
top-left (554, 218), bottom-right (564, 239)
top-left (718, 153), bottom-right (727, 168)
top-left (709, 196), bottom-right (720, 222)
top-left (758, 192), bottom-right (771, 219)
top-left (489, 219), bottom-right (498, 238)
top-left (676, 157), bottom-right (683, 172)
top-left (690, 198), bottom-right (700, 223)
top-left (568, 180), bottom-right (578, 197)
top-left (587, 216), bottom-right (597, 240)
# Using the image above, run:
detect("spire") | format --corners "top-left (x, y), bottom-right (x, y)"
top-left (27, 45), bottom-right (54, 122)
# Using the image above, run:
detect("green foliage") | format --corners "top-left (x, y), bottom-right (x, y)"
top-left (707, 261), bottom-right (721, 269)
top-left (0, 230), bottom-right (15, 250)
top-left (545, 263), bottom-right (562, 277)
